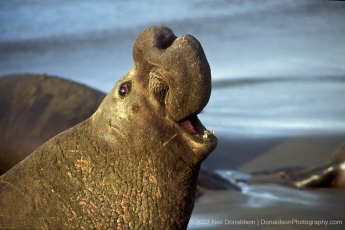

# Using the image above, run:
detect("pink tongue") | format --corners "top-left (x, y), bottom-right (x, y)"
top-left (179, 120), bottom-right (198, 134)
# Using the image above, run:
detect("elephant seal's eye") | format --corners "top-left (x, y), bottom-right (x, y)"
top-left (119, 81), bottom-right (131, 97)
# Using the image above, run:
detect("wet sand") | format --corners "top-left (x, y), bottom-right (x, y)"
top-left (194, 133), bottom-right (345, 230)
top-left (191, 187), bottom-right (345, 230)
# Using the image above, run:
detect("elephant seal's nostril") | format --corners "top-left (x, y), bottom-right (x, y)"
top-left (155, 29), bottom-right (176, 49)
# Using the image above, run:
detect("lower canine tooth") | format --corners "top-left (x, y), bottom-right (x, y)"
top-left (202, 130), bottom-right (214, 139)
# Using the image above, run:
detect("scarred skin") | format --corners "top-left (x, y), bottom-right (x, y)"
top-left (0, 26), bottom-right (217, 229)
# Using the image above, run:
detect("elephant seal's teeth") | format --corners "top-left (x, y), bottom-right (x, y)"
top-left (202, 130), bottom-right (214, 139)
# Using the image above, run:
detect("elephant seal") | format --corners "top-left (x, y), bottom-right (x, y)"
top-left (0, 74), bottom-right (105, 174)
top-left (0, 26), bottom-right (217, 229)
top-left (248, 142), bottom-right (345, 188)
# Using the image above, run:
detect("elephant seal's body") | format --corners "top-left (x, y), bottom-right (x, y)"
top-left (0, 26), bottom-right (217, 229)
top-left (0, 74), bottom-right (105, 174)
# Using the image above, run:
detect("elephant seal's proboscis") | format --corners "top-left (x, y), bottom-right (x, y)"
top-left (0, 26), bottom-right (217, 229)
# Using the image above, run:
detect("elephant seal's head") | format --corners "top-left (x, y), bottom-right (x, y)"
top-left (94, 26), bottom-right (217, 162)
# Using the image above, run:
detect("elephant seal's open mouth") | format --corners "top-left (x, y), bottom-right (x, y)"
top-left (178, 116), bottom-right (215, 141)
top-left (172, 104), bottom-right (217, 161)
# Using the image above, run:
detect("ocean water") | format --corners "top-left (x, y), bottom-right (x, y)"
top-left (0, 0), bottom-right (299, 42)
top-left (1, 1), bottom-right (345, 229)
top-left (1, 0), bottom-right (345, 89)
top-left (202, 77), bottom-right (345, 137)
